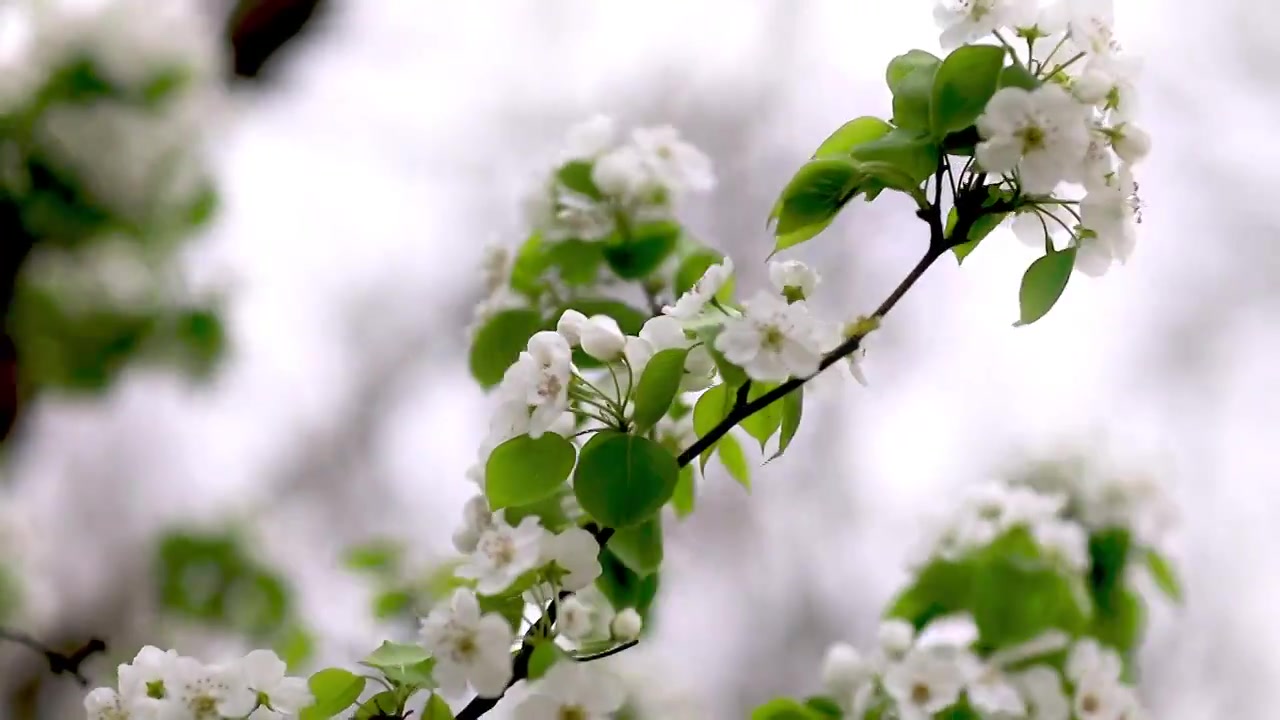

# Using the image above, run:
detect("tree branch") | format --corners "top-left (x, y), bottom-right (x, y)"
top-left (0, 629), bottom-right (106, 686)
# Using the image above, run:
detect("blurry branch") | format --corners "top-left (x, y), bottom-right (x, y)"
top-left (0, 630), bottom-right (105, 686)
top-left (226, 0), bottom-right (330, 81)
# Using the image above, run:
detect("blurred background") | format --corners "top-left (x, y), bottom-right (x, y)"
top-left (1, 0), bottom-right (1277, 717)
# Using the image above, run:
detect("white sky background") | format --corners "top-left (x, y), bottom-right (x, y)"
top-left (7, 0), bottom-right (1280, 717)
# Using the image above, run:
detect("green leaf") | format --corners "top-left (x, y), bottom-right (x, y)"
top-left (752, 697), bottom-right (822, 720)
top-left (301, 668), bottom-right (366, 720)
top-left (931, 44), bottom-right (1007, 138)
top-left (363, 641), bottom-right (431, 670)
top-left (356, 691), bottom-right (406, 720)
top-left (422, 693), bottom-right (455, 720)
top-left (502, 489), bottom-right (574, 533)
top-left (1000, 62), bottom-right (1040, 91)
top-left (850, 128), bottom-right (940, 186)
top-left (674, 249), bottom-right (735, 302)
top-left (672, 465), bottom-right (696, 518)
top-left (772, 158), bottom-right (863, 253)
top-left (891, 62), bottom-right (939, 132)
top-left (596, 546), bottom-right (662, 620)
top-left (528, 641), bottom-right (566, 680)
top-left (274, 624), bottom-right (315, 672)
top-left (557, 160), bottom-right (604, 200)
top-left (887, 49), bottom-right (941, 92)
top-left (693, 383), bottom-right (733, 471)
top-left (952, 212), bottom-right (1009, 263)
top-left (1145, 549), bottom-right (1183, 603)
top-left (381, 658), bottom-right (437, 688)
top-left (768, 388), bottom-right (804, 462)
top-left (547, 239), bottom-right (605, 286)
top-left (558, 299), bottom-right (648, 336)
top-left (1015, 247), bottom-right (1076, 327)
top-left (804, 696), bottom-right (844, 718)
top-left (631, 348), bottom-right (690, 432)
top-left (608, 517), bottom-right (664, 576)
top-left (373, 589), bottom-right (413, 619)
top-left (716, 433), bottom-right (750, 490)
top-left (510, 234), bottom-right (550, 297)
top-left (574, 432), bottom-right (680, 528)
top-left (604, 221), bottom-right (681, 279)
top-left (741, 382), bottom-right (782, 452)
top-left (485, 434), bottom-right (577, 509)
top-left (703, 332), bottom-right (750, 389)
top-left (343, 540), bottom-right (402, 575)
top-left (812, 117), bottom-right (893, 158)
top-left (469, 309), bottom-right (544, 389)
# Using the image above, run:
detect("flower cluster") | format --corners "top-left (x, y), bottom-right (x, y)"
top-left (821, 616), bottom-right (1146, 719)
top-left (85, 646), bottom-right (311, 720)
top-left (524, 115), bottom-right (715, 243)
top-left (945, 0), bottom-right (1148, 276)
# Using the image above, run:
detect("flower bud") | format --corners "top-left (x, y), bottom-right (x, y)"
top-left (878, 619), bottom-right (915, 659)
top-left (1112, 124), bottom-right (1150, 165)
top-left (579, 315), bottom-right (626, 361)
top-left (557, 596), bottom-right (594, 641)
top-left (556, 309), bottom-right (589, 346)
top-left (610, 608), bottom-right (643, 640)
top-left (821, 643), bottom-right (870, 698)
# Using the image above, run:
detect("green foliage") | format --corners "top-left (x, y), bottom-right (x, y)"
top-left (768, 388), bottom-right (804, 462)
top-left (849, 128), bottom-right (940, 187)
top-left (1015, 247), bottom-right (1076, 326)
top-left (608, 517), bottom-right (664, 576)
top-left (1000, 62), bottom-right (1040, 91)
top-left (575, 431), bottom-right (679, 528)
top-left (343, 540), bottom-right (403, 576)
top-left (595, 546), bottom-right (661, 622)
top-left (1145, 548), bottom-right (1183, 603)
top-left (804, 697), bottom-right (844, 718)
top-left (604, 221), bottom-right (681, 279)
top-left (947, 209), bottom-right (1010, 263)
top-left (752, 697), bottom-right (827, 720)
top-left (274, 624), bottom-right (315, 673)
top-left (547, 239), bottom-right (605, 286)
top-left (672, 465), bottom-right (696, 518)
top-left (631, 348), bottom-right (690, 432)
top-left (528, 641), bottom-right (567, 680)
top-left (812, 117), bottom-right (893, 158)
top-left (931, 45), bottom-right (1007, 137)
top-left (771, 158), bottom-right (863, 253)
top-left (422, 693), bottom-right (455, 720)
top-left (356, 690), bottom-right (410, 719)
top-left (556, 160), bottom-right (604, 200)
top-left (741, 382), bottom-right (782, 452)
top-left (484, 433), bottom-right (577, 509)
top-left (301, 668), bottom-right (366, 720)
top-left (716, 433), bottom-right (750, 490)
top-left (886, 49), bottom-right (941, 92)
top-left (693, 383), bottom-right (733, 471)
top-left (890, 57), bottom-right (939, 132)
top-left (468, 309), bottom-right (545, 388)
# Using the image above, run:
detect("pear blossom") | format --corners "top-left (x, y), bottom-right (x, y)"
top-left (456, 512), bottom-right (547, 595)
top-left (716, 291), bottom-right (827, 382)
top-left (513, 661), bottom-right (625, 720)
top-left (419, 588), bottom-right (515, 698)
top-left (563, 114), bottom-right (617, 161)
top-left (976, 84), bottom-right (1091, 194)
top-left (630, 125), bottom-right (716, 194)
top-left (238, 650), bottom-right (312, 718)
top-left (541, 527), bottom-right (602, 591)
top-left (878, 619), bottom-right (917, 660)
top-left (1063, 0), bottom-right (1122, 59)
top-left (592, 144), bottom-right (659, 202)
top-left (556, 309), bottom-right (589, 346)
top-left (452, 494), bottom-right (495, 553)
top-left (1109, 122), bottom-right (1150, 165)
top-left (663, 257), bottom-right (733, 320)
top-left (1076, 165), bottom-right (1139, 276)
top-left (822, 642), bottom-right (874, 713)
top-left (578, 315), bottom-right (626, 361)
top-left (1011, 666), bottom-right (1072, 720)
top-left (117, 645), bottom-right (180, 702)
top-left (497, 331), bottom-right (573, 438)
top-left (84, 688), bottom-right (129, 720)
top-left (611, 608), bottom-right (643, 640)
top-left (768, 259), bottom-right (820, 301)
top-left (882, 646), bottom-right (971, 719)
top-left (556, 595), bottom-right (595, 641)
top-left (934, 0), bottom-right (1034, 49)
top-left (163, 656), bottom-right (257, 719)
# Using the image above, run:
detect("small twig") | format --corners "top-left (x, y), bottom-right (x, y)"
top-left (0, 629), bottom-right (107, 686)
top-left (574, 640), bottom-right (638, 663)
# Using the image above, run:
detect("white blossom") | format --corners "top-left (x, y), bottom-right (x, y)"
top-left (934, 0), bottom-right (1034, 49)
top-left (556, 309), bottom-right (589, 346)
top-left (1062, 0), bottom-right (1122, 59)
top-left (768, 259), bottom-right (820, 300)
top-left (663, 257), bottom-right (733, 320)
top-left (514, 661), bottom-right (625, 720)
top-left (452, 495), bottom-right (495, 554)
top-left (592, 144), bottom-right (659, 202)
top-left (1011, 665), bottom-right (1072, 720)
top-left (563, 114), bottom-right (617, 161)
top-left (237, 650), bottom-right (311, 717)
top-left (163, 656), bottom-right (257, 720)
top-left (976, 84), bottom-right (1090, 194)
top-left (630, 125), bottom-right (716, 194)
top-left (611, 608), bottom-right (643, 640)
top-left (821, 642), bottom-right (874, 711)
top-left (541, 527), bottom-right (602, 591)
top-left (456, 512), bottom-right (547, 595)
top-left (84, 688), bottom-right (129, 720)
top-left (1076, 165), bottom-right (1139, 277)
top-left (556, 595), bottom-right (595, 641)
top-left (419, 588), bottom-right (514, 698)
top-left (882, 646), bottom-right (970, 719)
top-left (579, 315), bottom-right (626, 361)
top-left (879, 619), bottom-right (917, 660)
top-left (1109, 122), bottom-right (1150, 165)
top-left (715, 292), bottom-right (826, 382)
top-left (498, 331), bottom-right (573, 438)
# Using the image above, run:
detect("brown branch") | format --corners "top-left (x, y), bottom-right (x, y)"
top-left (0, 629), bottom-right (106, 686)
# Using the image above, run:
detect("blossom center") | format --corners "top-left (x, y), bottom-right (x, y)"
top-left (762, 325), bottom-right (786, 350)
top-left (910, 682), bottom-right (932, 705)
top-left (537, 372), bottom-right (563, 402)
top-left (482, 533), bottom-right (516, 566)
top-left (1081, 693), bottom-right (1100, 713)
top-left (1018, 124), bottom-right (1047, 152)
top-left (559, 706), bottom-right (588, 720)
